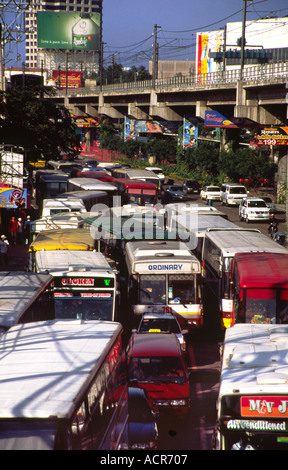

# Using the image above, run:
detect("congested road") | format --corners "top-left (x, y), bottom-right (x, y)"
top-left (146, 189), bottom-right (286, 450)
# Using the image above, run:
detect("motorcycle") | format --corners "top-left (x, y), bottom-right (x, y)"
top-left (268, 221), bottom-right (278, 239)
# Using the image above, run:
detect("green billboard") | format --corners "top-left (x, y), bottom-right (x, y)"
top-left (37, 11), bottom-right (101, 51)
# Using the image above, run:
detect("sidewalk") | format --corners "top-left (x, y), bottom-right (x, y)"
top-left (0, 244), bottom-right (29, 272)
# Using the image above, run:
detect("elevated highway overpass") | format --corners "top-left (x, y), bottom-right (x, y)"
top-left (53, 62), bottom-right (288, 126)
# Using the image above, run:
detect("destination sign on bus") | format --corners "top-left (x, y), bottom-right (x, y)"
top-left (53, 277), bottom-right (115, 288)
top-left (134, 262), bottom-right (197, 273)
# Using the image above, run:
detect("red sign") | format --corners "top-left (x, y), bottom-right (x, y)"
top-left (52, 70), bottom-right (83, 89)
top-left (241, 396), bottom-right (288, 418)
top-left (61, 278), bottom-right (94, 286)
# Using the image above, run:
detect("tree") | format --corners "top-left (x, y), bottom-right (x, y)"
top-left (0, 85), bottom-right (81, 160)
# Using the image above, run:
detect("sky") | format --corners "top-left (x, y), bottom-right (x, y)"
top-left (3, 0), bottom-right (288, 68)
top-left (102, 0), bottom-right (288, 68)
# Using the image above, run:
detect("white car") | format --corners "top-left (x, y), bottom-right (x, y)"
top-left (135, 313), bottom-right (188, 353)
top-left (145, 167), bottom-right (165, 182)
top-left (200, 185), bottom-right (221, 201)
top-left (259, 196), bottom-right (277, 213)
top-left (239, 197), bottom-right (270, 222)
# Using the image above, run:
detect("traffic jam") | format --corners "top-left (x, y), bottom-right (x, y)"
top-left (0, 158), bottom-right (288, 451)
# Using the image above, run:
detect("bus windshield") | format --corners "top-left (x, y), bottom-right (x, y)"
top-left (139, 274), bottom-right (195, 305)
top-left (54, 294), bottom-right (114, 321)
top-left (128, 356), bottom-right (186, 384)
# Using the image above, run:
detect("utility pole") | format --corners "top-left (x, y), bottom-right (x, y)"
top-left (152, 24), bottom-right (161, 89)
top-left (240, 0), bottom-right (253, 80)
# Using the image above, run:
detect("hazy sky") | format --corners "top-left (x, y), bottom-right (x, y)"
top-left (102, 0), bottom-right (288, 68)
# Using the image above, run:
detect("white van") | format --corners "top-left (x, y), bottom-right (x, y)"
top-left (145, 167), bottom-right (165, 182)
top-left (41, 197), bottom-right (86, 217)
top-left (220, 183), bottom-right (248, 206)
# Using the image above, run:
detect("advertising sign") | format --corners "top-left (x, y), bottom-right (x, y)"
top-left (256, 127), bottom-right (288, 146)
top-left (241, 396), bottom-right (288, 418)
top-left (52, 70), bottom-right (83, 89)
top-left (124, 117), bottom-right (177, 141)
top-left (0, 187), bottom-right (27, 209)
top-left (37, 11), bottom-right (101, 51)
top-left (196, 31), bottom-right (223, 75)
top-left (204, 111), bottom-right (238, 128)
top-left (183, 117), bottom-right (198, 149)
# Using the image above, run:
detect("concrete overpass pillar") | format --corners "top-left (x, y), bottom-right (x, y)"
top-left (127, 104), bottom-right (149, 120)
top-left (196, 101), bottom-right (210, 120)
top-left (149, 90), bottom-right (182, 121)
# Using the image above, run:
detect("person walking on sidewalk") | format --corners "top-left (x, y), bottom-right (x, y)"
top-left (0, 235), bottom-right (9, 266)
top-left (8, 216), bottom-right (17, 244)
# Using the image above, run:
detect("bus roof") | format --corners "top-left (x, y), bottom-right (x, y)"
top-left (68, 178), bottom-right (117, 191)
top-left (29, 228), bottom-right (96, 251)
top-left (204, 229), bottom-right (287, 257)
top-left (58, 190), bottom-right (108, 200)
top-left (125, 240), bottom-right (200, 274)
top-left (0, 272), bottom-right (53, 328)
top-left (233, 252), bottom-right (288, 288)
top-left (34, 250), bottom-right (114, 275)
top-left (173, 214), bottom-right (237, 235)
top-left (125, 169), bottom-right (160, 179)
top-left (128, 332), bottom-right (181, 357)
top-left (76, 171), bottom-right (114, 181)
top-left (0, 320), bottom-right (123, 419)
top-left (220, 323), bottom-right (288, 397)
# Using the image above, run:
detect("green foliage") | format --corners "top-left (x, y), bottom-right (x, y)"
top-left (0, 85), bottom-right (80, 160)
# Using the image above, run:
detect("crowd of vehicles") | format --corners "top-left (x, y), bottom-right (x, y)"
top-left (0, 156), bottom-right (286, 450)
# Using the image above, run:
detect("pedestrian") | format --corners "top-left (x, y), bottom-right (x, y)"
top-left (17, 218), bottom-right (24, 244)
top-left (8, 216), bottom-right (17, 244)
top-left (24, 215), bottom-right (31, 245)
top-left (0, 235), bottom-right (9, 266)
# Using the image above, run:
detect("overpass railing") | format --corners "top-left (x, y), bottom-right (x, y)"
top-left (57, 61), bottom-right (288, 97)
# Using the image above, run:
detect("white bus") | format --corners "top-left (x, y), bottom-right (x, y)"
top-left (57, 190), bottom-right (109, 212)
top-left (0, 272), bottom-right (55, 336)
top-left (66, 178), bottom-right (117, 206)
top-left (33, 250), bottom-right (118, 322)
top-left (125, 239), bottom-right (203, 329)
top-left (0, 320), bottom-right (128, 450)
top-left (169, 213), bottom-right (238, 259)
top-left (41, 197), bottom-right (86, 217)
top-left (201, 228), bottom-right (288, 328)
top-left (214, 323), bottom-right (288, 450)
top-left (30, 213), bottom-right (85, 241)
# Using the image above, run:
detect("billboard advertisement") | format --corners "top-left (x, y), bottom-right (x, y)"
top-left (196, 31), bottom-right (223, 75)
top-left (37, 11), bottom-right (101, 51)
top-left (52, 70), bottom-right (83, 89)
top-left (256, 127), bottom-right (288, 146)
top-left (0, 186), bottom-right (27, 209)
top-left (183, 117), bottom-right (198, 149)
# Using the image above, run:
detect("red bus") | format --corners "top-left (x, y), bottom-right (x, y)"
top-left (112, 178), bottom-right (158, 206)
top-left (230, 252), bottom-right (288, 325)
top-left (73, 171), bottom-right (115, 182)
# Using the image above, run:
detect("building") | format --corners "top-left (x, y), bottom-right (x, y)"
top-left (148, 60), bottom-right (195, 79)
top-left (196, 16), bottom-right (288, 75)
top-left (24, 0), bottom-right (102, 76)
